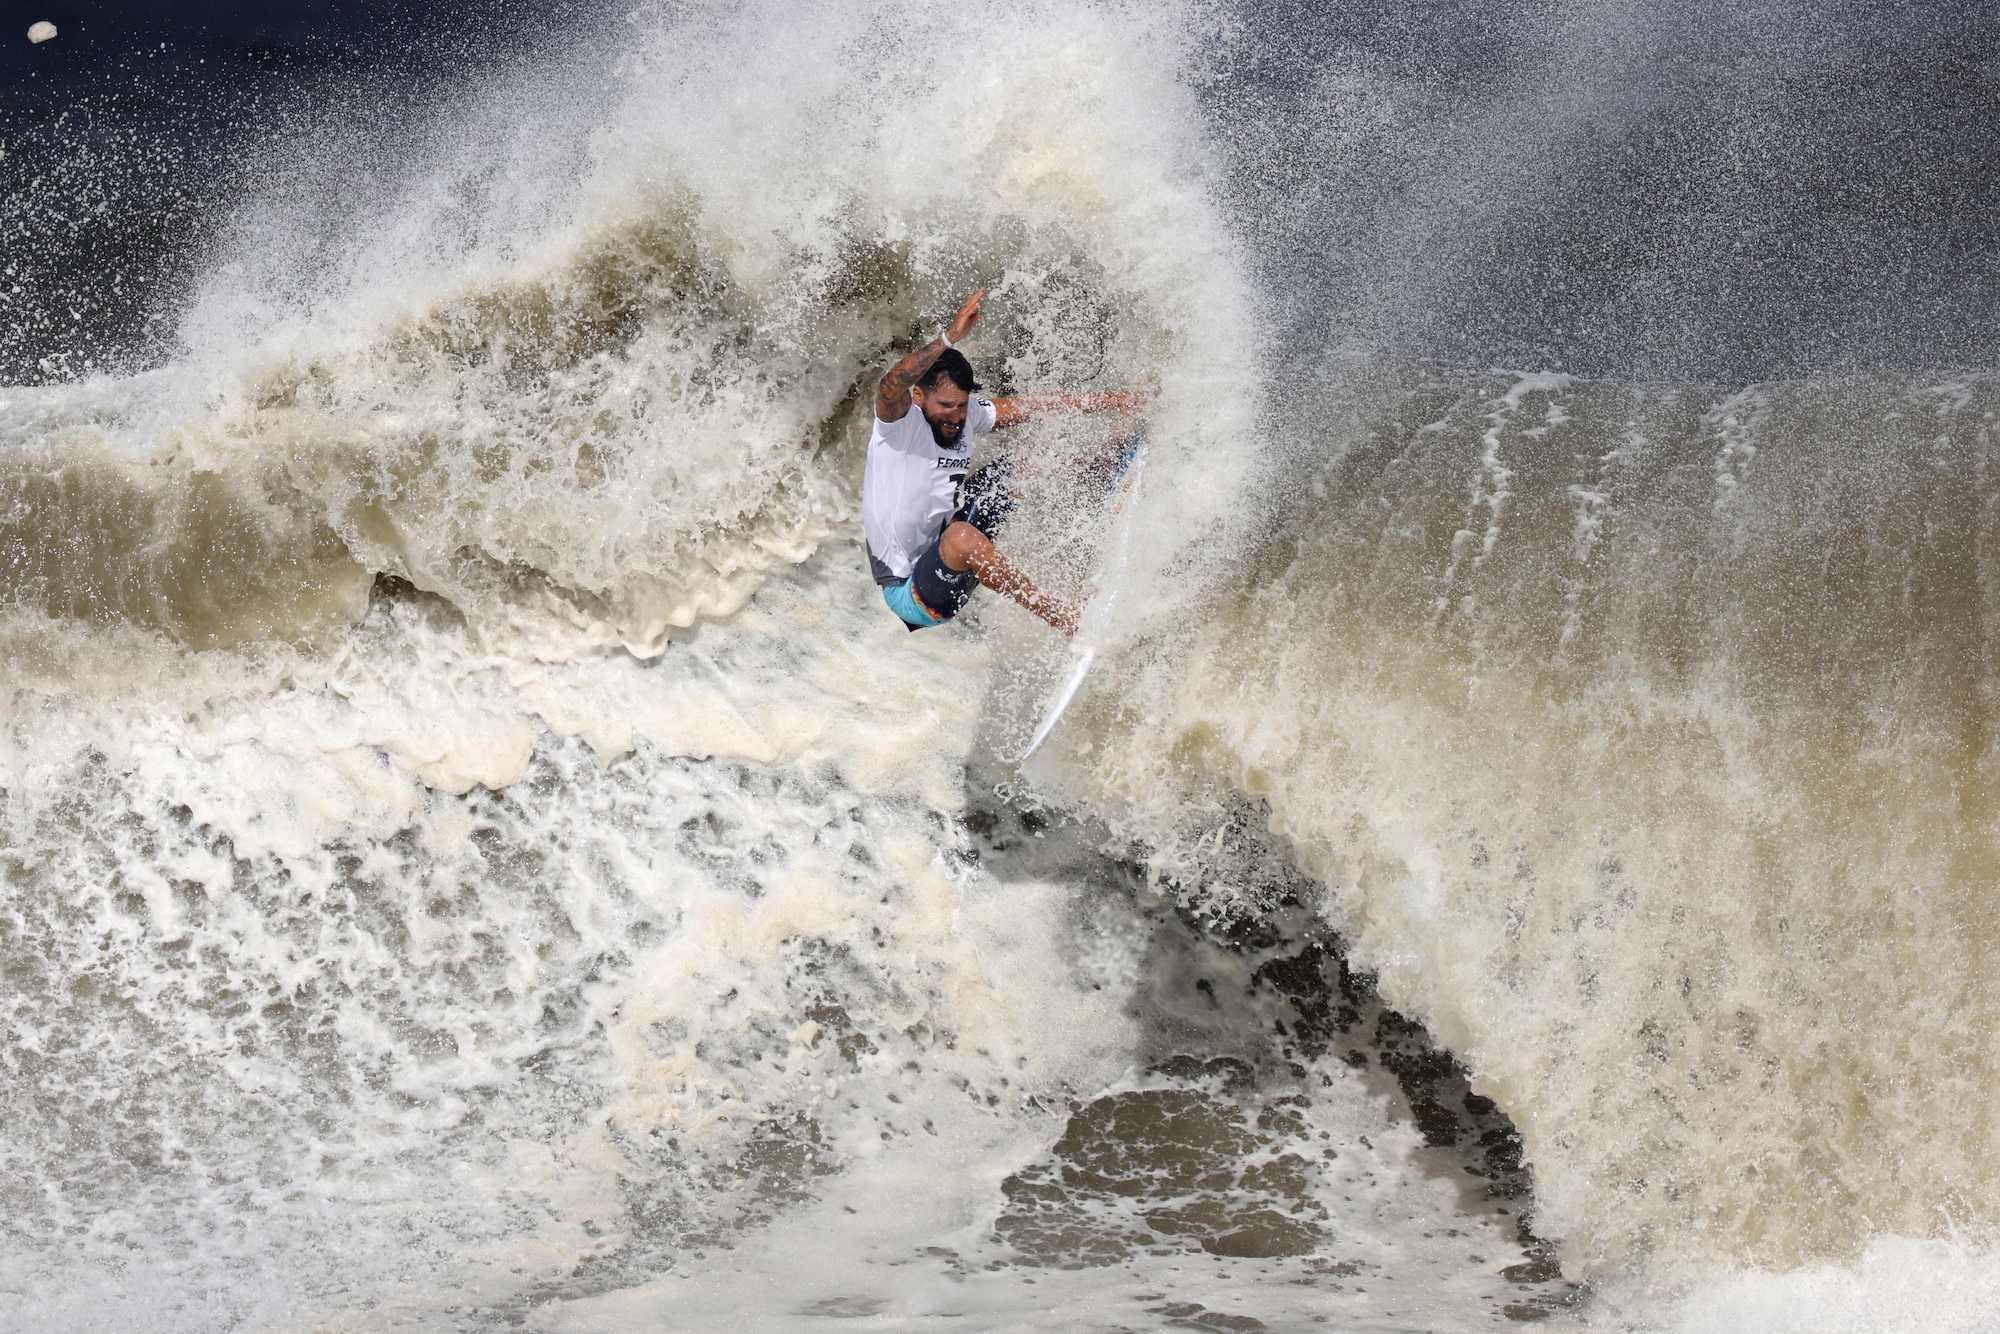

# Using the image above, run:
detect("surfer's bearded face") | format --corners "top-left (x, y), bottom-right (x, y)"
top-left (916, 382), bottom-right (969, 447)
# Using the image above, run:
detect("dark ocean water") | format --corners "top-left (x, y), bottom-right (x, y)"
top-left (2, 0), bottom-right (603, 381)
top-left (1215, 0), bottom-right (2000, 378)
top-left (6, 0), bottom-right (1999, 384)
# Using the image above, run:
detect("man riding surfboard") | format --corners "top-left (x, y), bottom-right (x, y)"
top-left (862, 289), bottom-right (1144, 634)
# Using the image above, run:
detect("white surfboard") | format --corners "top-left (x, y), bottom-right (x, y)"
top-left (1020, 647), bottom-right (1096, 759)
top-left (1018, 444), bottom-right (1145, 761)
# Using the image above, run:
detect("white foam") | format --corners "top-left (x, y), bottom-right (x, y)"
top-left (1568, 1235), bottom-right (2000, 1334)
top-left (0, 535), bottom-right (1577, 1330)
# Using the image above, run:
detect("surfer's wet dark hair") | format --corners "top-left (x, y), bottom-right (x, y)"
top-left (919, 348), bottom-right (981, 393)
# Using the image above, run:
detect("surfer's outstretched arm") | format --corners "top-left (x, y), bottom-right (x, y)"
top-left (939, 520), bottom-right (1076, 635)
top-left (991, 387), bottom-right (1148, 431)
top-left (876, 289), bottom-right (986, 421)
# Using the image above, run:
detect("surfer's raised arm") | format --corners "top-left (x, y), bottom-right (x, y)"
top-left (875, 288), bottom-right (987, 422)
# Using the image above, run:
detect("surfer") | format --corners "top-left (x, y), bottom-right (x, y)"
top-left (862, 288), bottom-right (1144, 634)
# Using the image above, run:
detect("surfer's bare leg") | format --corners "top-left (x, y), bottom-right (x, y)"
top-left (939, 520), bottom-right (1076, 635)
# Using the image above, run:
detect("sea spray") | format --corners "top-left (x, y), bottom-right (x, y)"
top-left (6, 0), bottom-right (1995, 1325)
top-left (4, 0), bottom-right (1257, 665)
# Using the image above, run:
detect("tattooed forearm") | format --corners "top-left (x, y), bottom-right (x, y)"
top-left (876, 291), bottom-right (987, 421)
top-left (875, 337), bottom-right (948, 422)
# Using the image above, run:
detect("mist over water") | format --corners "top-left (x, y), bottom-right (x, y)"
top-left (3, 1), bottom-right (1998, 1330)
top-left (1213, 0), bottom-right (2000, 380)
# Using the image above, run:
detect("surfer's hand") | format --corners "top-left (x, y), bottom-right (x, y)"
top-left (1118, 381), bottom-right (1158, 415)
top-left (948, 289), bottom-right (987, 345)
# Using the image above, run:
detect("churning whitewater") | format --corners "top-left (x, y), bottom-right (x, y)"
top-left (3, 1), bottom-right (1998, 1331)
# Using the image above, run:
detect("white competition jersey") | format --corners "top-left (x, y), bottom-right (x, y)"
top-left (861, 396), bottom-right (997, 583)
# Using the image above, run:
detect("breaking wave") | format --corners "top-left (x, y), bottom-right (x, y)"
top-left (1029, 365), bottom-right (2000, 1278)
top-left (3, 0), bottom-right (1996, 1327)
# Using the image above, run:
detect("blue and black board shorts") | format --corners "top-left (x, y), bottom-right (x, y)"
top-left (882, 460), bottom-right (1016, 631)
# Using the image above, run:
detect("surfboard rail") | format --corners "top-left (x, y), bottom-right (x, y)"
top-left (1016, 443), bottom-right (1145, 761)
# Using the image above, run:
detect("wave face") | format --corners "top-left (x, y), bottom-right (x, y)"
top-left (1034, 366), bottom-right (2000, 1275)
top-left (4, 0), bottom-right (1998, 1326)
